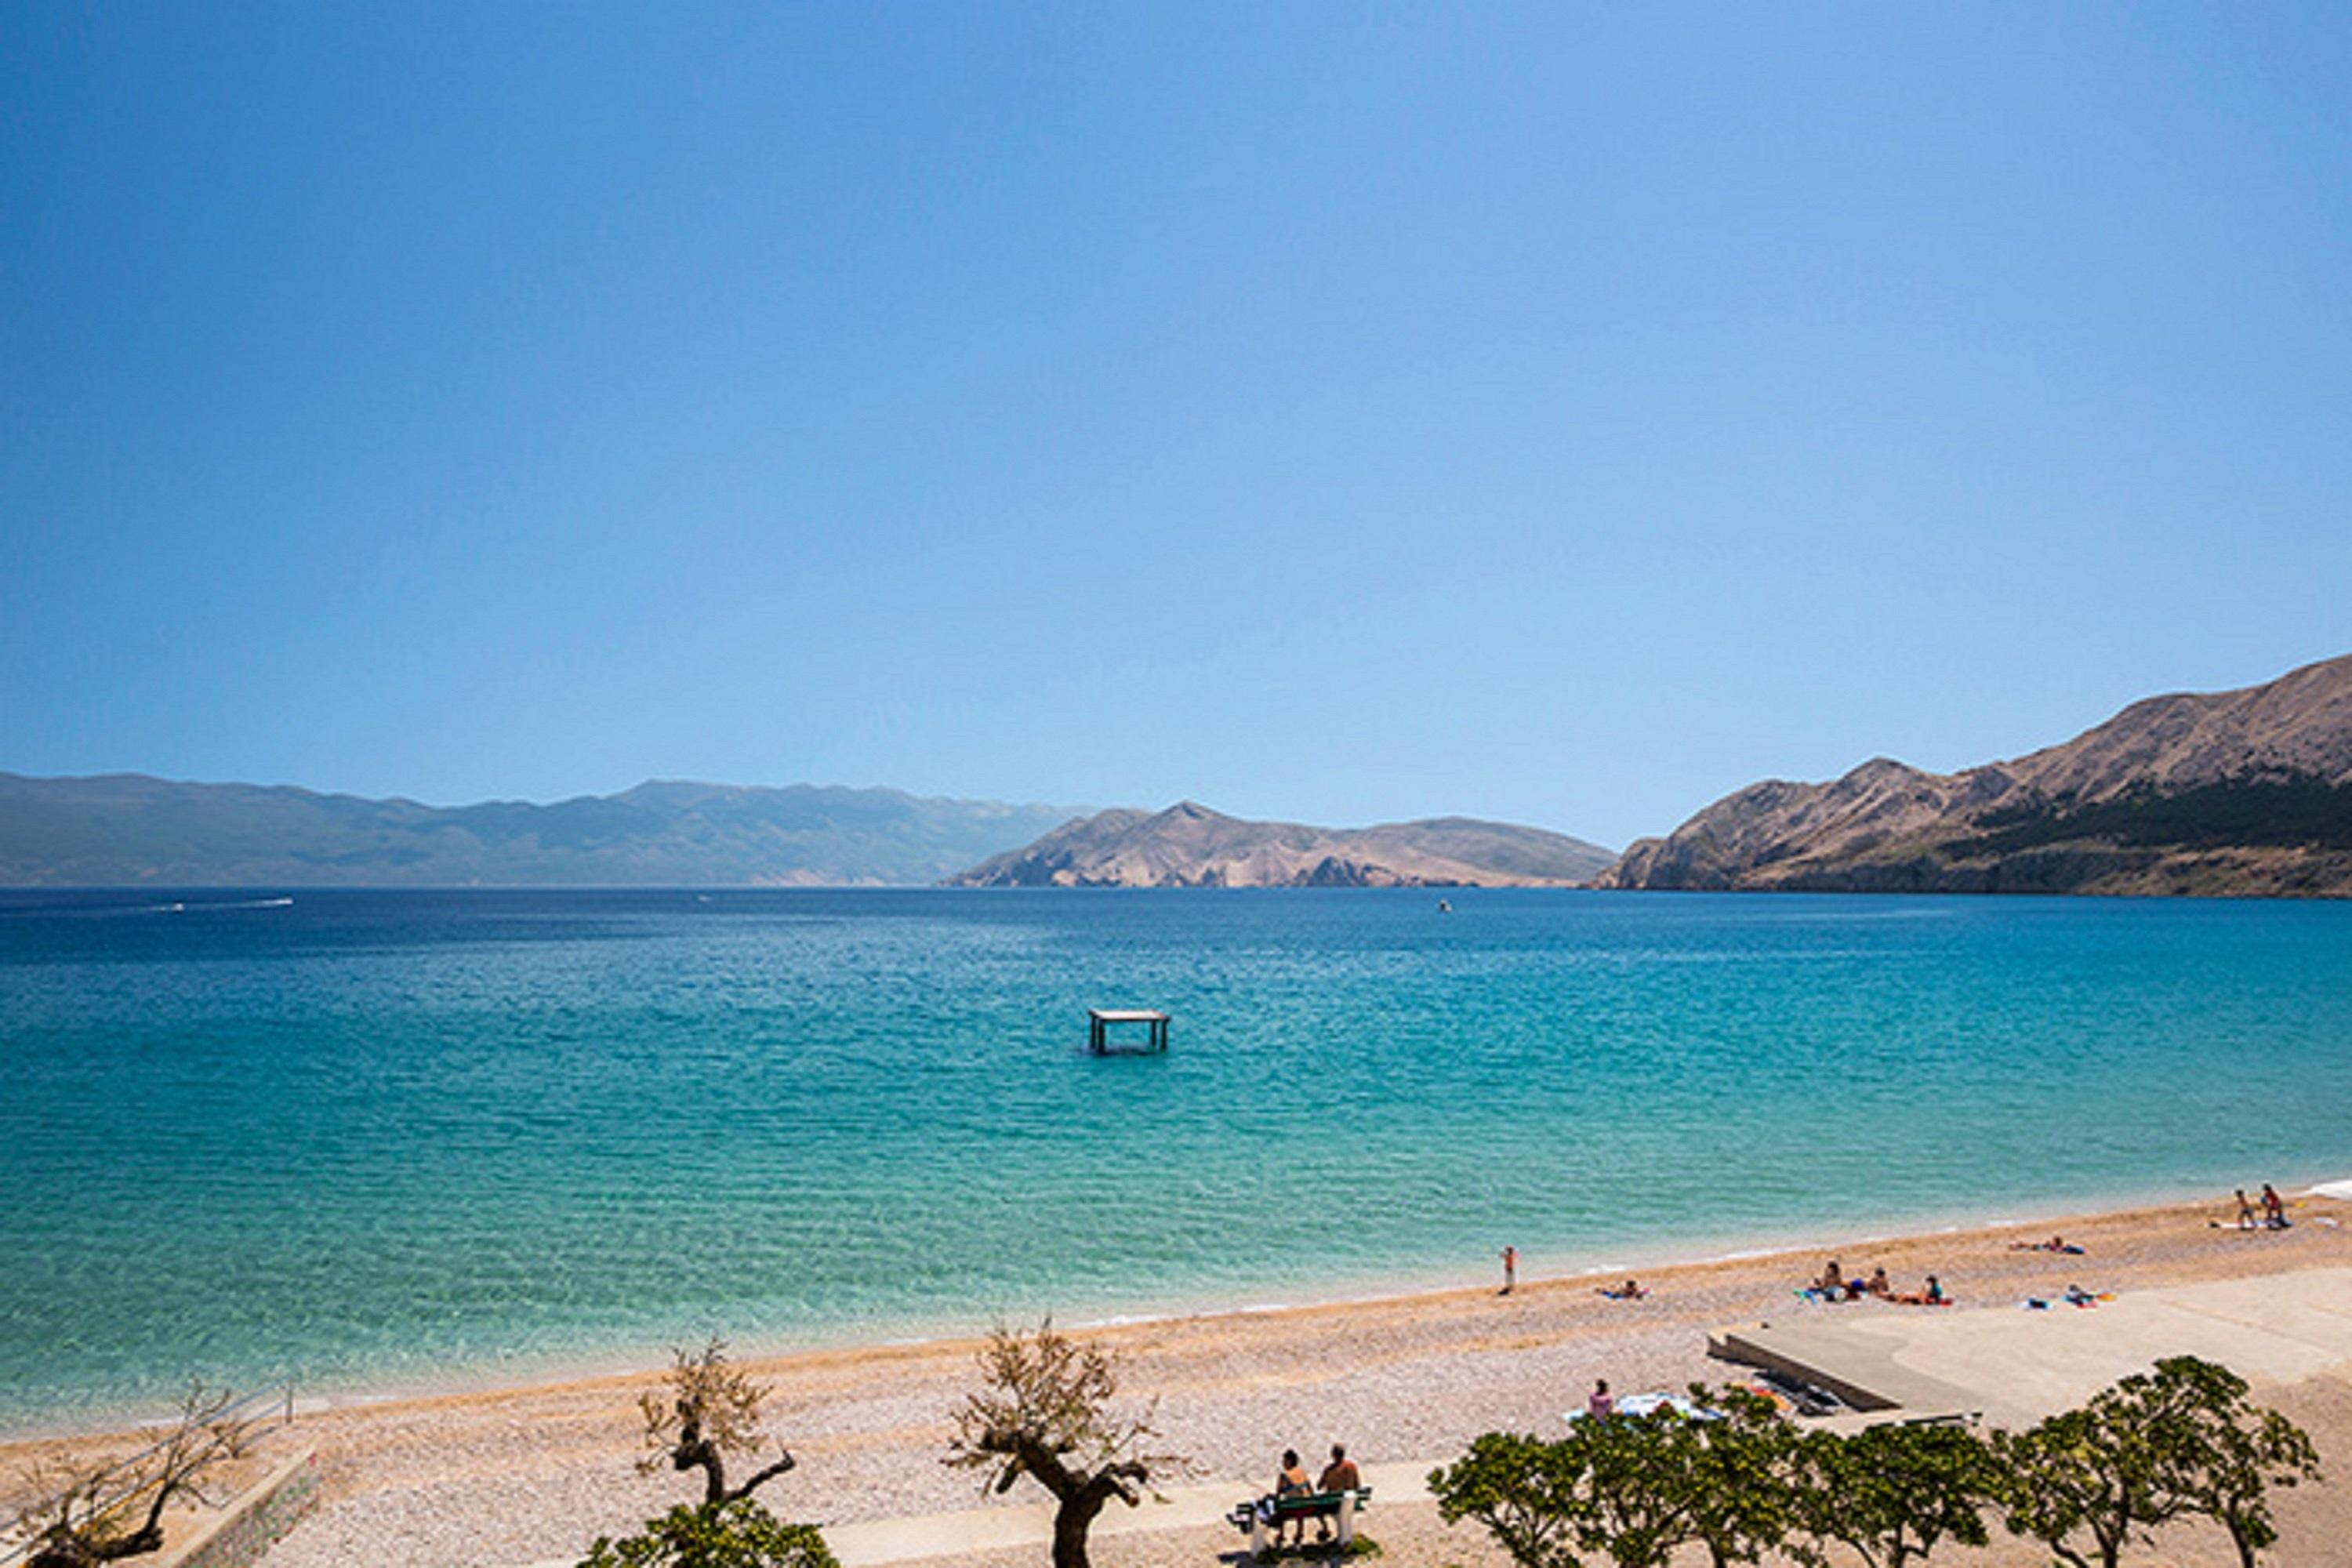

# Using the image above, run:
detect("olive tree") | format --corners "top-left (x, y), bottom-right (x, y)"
top-left (1430, 1394), bottom-right (1799, 1568)
top-left (1793, 1421), bottom-right (1998, 1568)
top-left (637, 1342), bottom-right (800, 1508)
top-left (945, 1319), bottom-right (1176, 1568)
top-left (2136, 1356), bottom-right (2321, 1568)
top-left (1428, 1431), bottom-right (1606, 1568)
top-left (1679, 1387), bottom-right (1806, 1568)
top-left (9, 1383), bottom-right (267, 1568)
top-left (1996, 1382), bottom-right (2187, 1568)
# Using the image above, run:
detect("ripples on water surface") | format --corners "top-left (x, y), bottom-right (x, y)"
top-left (2, 887), bottom-right (2348, 1430)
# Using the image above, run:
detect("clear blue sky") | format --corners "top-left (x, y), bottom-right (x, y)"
top-left (5, 4), bottom-right (2348, 848)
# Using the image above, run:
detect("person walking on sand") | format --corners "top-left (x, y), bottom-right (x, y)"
top-left (1501, 1246), bottom-right (1518, 1294)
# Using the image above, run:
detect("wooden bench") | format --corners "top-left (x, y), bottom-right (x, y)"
top-left (1227, 1486), bottom-right (1373, 1555)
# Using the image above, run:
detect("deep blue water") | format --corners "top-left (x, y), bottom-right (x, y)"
top-left (2, 887), bottom-right (2349, 1432)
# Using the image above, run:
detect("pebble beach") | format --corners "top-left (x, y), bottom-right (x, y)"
top-left (17, 1191), bottom-right (2344, 1568)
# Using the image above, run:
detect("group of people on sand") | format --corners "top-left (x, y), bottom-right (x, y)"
top-left (1261, 1443), bottom-right (1363, 1548)
top-left (2230, 1185), bottom-right (2292, 1231)
top-left (1808, 1258), bottom-right (1946, 1306)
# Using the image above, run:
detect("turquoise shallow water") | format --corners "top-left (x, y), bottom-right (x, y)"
top-left (2, 887), bottom-right (2349, 1433)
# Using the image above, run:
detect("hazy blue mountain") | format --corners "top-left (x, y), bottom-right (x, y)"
top-left (0, 773), bottom-right (1081, 887)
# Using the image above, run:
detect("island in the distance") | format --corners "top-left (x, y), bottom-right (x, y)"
top-left (1595, 651), bottom-right (2352, 897)
top-left (945, 800), bottom-right (1617, 887)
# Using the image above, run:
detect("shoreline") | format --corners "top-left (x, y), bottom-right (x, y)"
top-left (8, 1171), bottom-right (2345, 1445)
top-left (14, 1185), bottom-right (2351, 1567)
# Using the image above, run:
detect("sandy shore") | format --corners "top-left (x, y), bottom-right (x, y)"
top-left (10, 1190), bottom-right (2350, 1567)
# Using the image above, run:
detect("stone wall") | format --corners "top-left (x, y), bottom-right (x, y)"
top-left (162, 1449), bottom-right (318, 1568)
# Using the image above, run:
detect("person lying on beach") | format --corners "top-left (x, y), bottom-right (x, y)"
top-left (1598, 1279), bottom-right (1648, 1300)
top-left (1811, 1260), bottom-right (1847, 1300)
top-left (1865, 1267), bottom-right (1893, 1299)
top-left (2008, 1235), bottom-right (2086, 1254)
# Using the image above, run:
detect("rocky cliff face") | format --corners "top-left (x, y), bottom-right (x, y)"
top-left (1596, 653), bottom-right (2352, 897)
top-left (947, 801), bottom-right (1616, 888)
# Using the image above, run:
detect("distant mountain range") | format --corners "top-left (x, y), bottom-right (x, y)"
top-left (946, 800), bottom-right (1617, 887)
top-left (0, 774), bottom-right (1080, 887)
top-left (1595, 652), bottom-right (2352, 897)
top-left (14, 653), bottom-right (2347, 895)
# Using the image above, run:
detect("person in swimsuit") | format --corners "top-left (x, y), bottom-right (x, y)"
top-left (1866, 1267), bottom-right (1893, 1299)
top-left (1501, 1246), bottom-right (1518, 1294)
top-left (2263, 1184), bottom-right (2288, 1229)
top-left (1273, 1449), bottom-right (1312, 1546)
top-left (1813, 1259), bottom-right (1846, 1300)
top-left (2236, 1189), bottom-right (2259, 1230)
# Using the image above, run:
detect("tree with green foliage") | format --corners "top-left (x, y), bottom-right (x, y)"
top-left (1792, 1421), bottom-right (1998, 1568)
top-left (1995, 1385), bottom-right (2185, 1568)
top-left (1431, 1396), bottom-right (1798, 1568)
top-left (1679, 1387), bottom-right (1806, 1568)
top-left (578, 1500), bottom-right (837, 1568)
top-left (1428, 1431), bottom-right (1599, 1568)
top-left (945, 1319), bottom-right (1176, 1568)
top-left (2134, 1356), bottom-right (2321, 1568)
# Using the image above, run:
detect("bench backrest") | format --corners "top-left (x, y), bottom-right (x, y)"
top-left (1271, 1486), bottom-right (1373, 1517)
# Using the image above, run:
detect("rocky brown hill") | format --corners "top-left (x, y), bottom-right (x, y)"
top-left (947, 801), bottom-right (1615, 887)
top-left (1595, 653), bottom-right (2352, 896)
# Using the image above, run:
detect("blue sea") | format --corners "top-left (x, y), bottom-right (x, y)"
top-left (3, 887), bottom-right (2349, 1434)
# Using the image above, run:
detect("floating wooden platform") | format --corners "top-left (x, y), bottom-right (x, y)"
top-left (1087, 1008), bottom-right (1169, 1054)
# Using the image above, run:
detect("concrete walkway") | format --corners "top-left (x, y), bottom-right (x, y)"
top-left (521, 1461), bottom-right (1434, 1568)
top-left (1712, 1266), bottom-right (2352, 1428)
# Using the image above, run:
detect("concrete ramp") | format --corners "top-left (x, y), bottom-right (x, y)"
top-left (1711, 1268), bottom-right (2352, 1428)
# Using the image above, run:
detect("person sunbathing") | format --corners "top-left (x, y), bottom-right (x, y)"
top-left (1812, 1260), bottom-right (1846, 1299)
top-left (1893, 1273), bottom-right (1950, 1306)
top-left (1865, 1267), bottom-right (1893, 1299)
top-left (1598, 1279), bottom-right (1648, 1300)
top-left (2008, 1235), bottom-right (2085, 1254)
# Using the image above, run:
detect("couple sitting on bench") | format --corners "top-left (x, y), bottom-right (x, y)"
top-left (1232, 1443), bottom-right (1370, 1552)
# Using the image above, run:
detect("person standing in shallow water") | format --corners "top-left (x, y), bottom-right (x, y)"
top-left (1500, 1246), bottom-right (1518, 1294)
